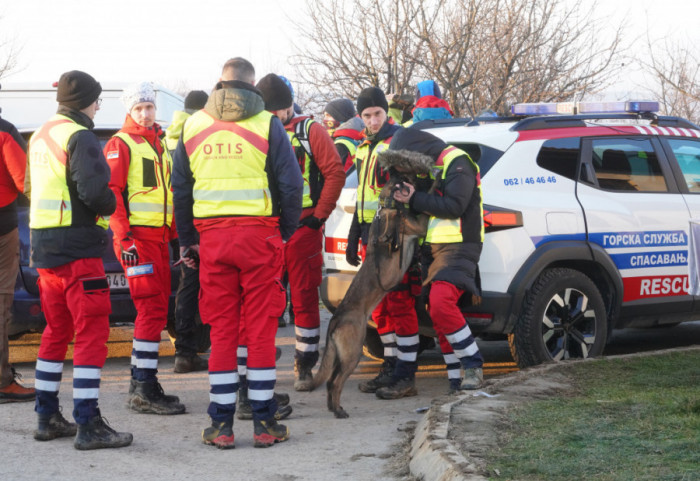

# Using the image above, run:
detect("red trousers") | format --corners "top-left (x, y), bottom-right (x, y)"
top-left (37, 258), bottom-right (111, 367)
top-left (199, 226), bottom-right (285, 373)
top-left (284, 225), bottom-right (323, 331)
top-left (360, 244), bottom-right (418, 337)
top-left (429, 281), bottom-right (466, 337)
top-left (114, 237), bottom-right (170, 341)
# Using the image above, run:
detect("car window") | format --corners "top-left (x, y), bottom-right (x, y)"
top-left (449, 142), bottom-right (504, 175)
top-left (590, 138), bottom-right (667, 192)
top-left (536, 137), bottom-right (580, 181)
top-left (666, 138), bottom-right (700, 193)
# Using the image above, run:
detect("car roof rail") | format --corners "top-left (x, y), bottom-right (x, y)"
top-left (651, 116), bottom-right (700, 130)
top-left (411, 116), bottom-right (518, 130)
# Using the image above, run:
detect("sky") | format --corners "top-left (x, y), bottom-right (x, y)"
top-left (1, 0), bottom-right (700, 100)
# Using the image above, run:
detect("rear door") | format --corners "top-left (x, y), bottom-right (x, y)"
top-left (576, 135), bottom-right (693, 317)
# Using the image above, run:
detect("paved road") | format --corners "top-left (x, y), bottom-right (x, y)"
top-left (3, 314), bottom-right (699, 481)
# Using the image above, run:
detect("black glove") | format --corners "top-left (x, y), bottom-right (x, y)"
top-left (120, 236), bottom-right (139, 267)
top-left (300, 216), bottom-right (324, 230)
top-left (345, 213), bottom-right (361, 267)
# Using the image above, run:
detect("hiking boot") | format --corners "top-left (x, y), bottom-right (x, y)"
top-left (447, 378), bottom-right (462, 395)
top-left (294, 359), bottom-right (314, 392)
top-left (74, 415), bottom-right (133, 450)
top-left (238, 392), bottom-right (291, 421)
top-left (127, 380), bottom-right (186, 415)
top-left (34, 410), bottom-right (78, 441)
top-left (253, 418), bottom-right (289, 447)
top-left (173, 354), bottom-right (208, 373)
top-left (202, 419), bottom-right (235, 449)
top-left (460, 367), bottom-right (484, 390)
top-left (129, 378), bottom-right (180, 403)
top-left (375, 378), bottom-right (418, 400)
top-left (0, 369), bottom-right (36, 403)
top-left (358, 359), bottom-right (396, 393)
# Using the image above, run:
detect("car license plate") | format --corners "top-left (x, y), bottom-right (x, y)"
top-left (106, 272), bottom-right (128, 290)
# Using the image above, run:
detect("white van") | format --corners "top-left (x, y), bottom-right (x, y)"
top-left (0, 81), bottom-right (183, 130)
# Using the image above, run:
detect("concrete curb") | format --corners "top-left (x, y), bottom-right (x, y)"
top-left (408, 345), bottom-right (700, 481)
top-left (409, 397), bottom-right (488, 481)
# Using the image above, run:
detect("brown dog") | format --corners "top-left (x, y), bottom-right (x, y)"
top-left (303, 152), bottom-right (435, 418)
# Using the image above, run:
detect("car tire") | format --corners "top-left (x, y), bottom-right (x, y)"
top-left (509, 267), bottom-right (607, 368)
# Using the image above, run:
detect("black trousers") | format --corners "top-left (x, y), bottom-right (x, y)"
top-left (174, 262), bottom-right (200, 356)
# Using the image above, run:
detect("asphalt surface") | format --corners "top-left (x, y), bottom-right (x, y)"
top-left (3, 314), bottom-right (699, 481)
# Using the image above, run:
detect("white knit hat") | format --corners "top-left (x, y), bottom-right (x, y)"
top-left (120, 81), bottom-right (156, 112)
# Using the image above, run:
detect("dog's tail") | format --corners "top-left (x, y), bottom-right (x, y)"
top-left (310, 336), bottom-right (337, 391)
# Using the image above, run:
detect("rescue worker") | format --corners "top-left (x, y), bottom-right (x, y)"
top-left (385, 127), bottom-right (485, 392)
top-left (165, 90), bottom-right (210, 374)
top-left (345, 86), bottom-right (421, 399)
top-left (323, 98), bottom-right (364, 171)
top-left (404, 80), bottom-right (454, 127)
top-left (29, 70), bottom-right (132, 449)
top-left (0, 96), bottom-right (35, 404)
top-left (255, 74), bottom-right (344, 392)
top-left (104, 81), bottom-right (185, 415)
top-left (387, 93), bottom-right (415, 125)
top-left (172, 57), bottom-right (303, 449)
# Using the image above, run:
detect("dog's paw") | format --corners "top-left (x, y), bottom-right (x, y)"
top-left (333, 408), bottom-right (349, 419)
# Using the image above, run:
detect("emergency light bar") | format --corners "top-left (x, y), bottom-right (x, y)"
top-left (510, 100), bottom-right (659, 116)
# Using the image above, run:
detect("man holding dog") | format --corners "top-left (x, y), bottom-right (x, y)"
top-left (384, 127), bottom-right (485, 391)
top-left (346, 86), bottom-right (422, 400)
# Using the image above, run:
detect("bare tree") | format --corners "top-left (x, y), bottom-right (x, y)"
top-left (0, 15), bottom-right (22, 81)
top-left (292, 0), bottom-right (624, 117)
top-left (644, 36), bottom-right (700, 124)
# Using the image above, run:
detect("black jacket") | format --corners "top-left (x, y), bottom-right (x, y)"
top-left (30, 107), bottom-right (116, 268)
top-left (390, 128), bottom-right (483, 294)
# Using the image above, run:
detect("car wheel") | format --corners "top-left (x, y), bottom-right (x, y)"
top-left (509, 267), bottom-right (607, 368)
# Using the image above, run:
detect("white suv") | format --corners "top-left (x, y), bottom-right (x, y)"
top-left (321, 101), bottom-right (700, 367)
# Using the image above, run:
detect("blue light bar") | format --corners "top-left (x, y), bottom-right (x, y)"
top-left (511, 103), bottom-right (558, 115)
top-left (576, 101), bottom-right (659, 114)
top-left (511, 102), bottom-right (575, 115)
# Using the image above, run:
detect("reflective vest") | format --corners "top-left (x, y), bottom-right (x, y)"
top-left (28, 114), bottom-right (109, 230)
top-left (425, 146), bottom-right (484, 244)
top-left (183, 110), bottom-right (274, 218)
top-left (355, 137), bottom-right (392, 223)
top-left (334, 137), bottom-right (358, 158)
top-left (114, 132), bottom-right (173, 228)
top-left (288, 118), bottom-right (315, 209)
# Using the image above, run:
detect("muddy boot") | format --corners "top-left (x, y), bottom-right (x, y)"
top-left (173, 354), bottom-right (208, 373)
top-left (253, 417), bottom-right (289, 448)
top-left (447, 378), bottom-right (462, 395)
top-left (34, 410), bottom-right (78, 441)
top-left (74, 415), bottom-right (133, 450)
top-left (460, 367), bottom-right (484, 390)
top-left (294, 357), bottom-right (315, 392)
top-left (127, 380), bottom-right (186, 415)
top-left (375, 377), bottom-right (418, 400)
top-left (358, 358), bottom-right (396, 393)
top-left (202, 418), bottom-right (235, 449)
top-left (238, 386), bottom-right (291, 420)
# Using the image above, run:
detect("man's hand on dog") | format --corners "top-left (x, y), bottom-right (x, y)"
top-left (393, 182), bottom-right (415, 203)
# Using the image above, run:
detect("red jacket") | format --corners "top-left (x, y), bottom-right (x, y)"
top-left (0, 119), bottom-right (26, 208)
top-left (104, 115), bottom-right (175, 243)
top-left (285, 116), bottom-right (345, 221)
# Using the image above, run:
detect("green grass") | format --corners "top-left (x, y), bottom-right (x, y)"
top-left (487, 351), bottom-right (700, 481)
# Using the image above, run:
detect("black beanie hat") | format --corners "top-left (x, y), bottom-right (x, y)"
top-left (324, 98), bottom-right (356, 123)
top-left (256, 74), bottom-right (293, 111)
top-left (184, 90), bottom-right (208, 112)
top-left (356, 87), bottom-right (388, 115)
top-left (56, 70), bottom-right (102, 110)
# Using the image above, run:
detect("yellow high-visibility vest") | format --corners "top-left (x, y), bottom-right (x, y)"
top-left (425, 146), bottom-right (484, 244)
top-left (114, 132), bottom-right (172, 228)
top-left (183, 110), bottom-right (274, 218)
top-left (29, 114), bottom-right (109, 230)
top-left (355, 137), bottom-right (392, 223)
